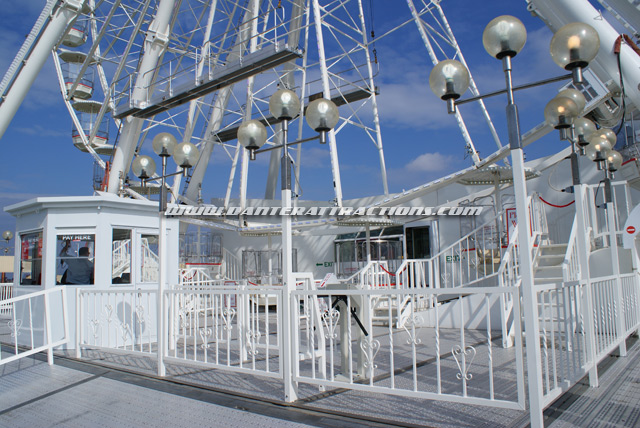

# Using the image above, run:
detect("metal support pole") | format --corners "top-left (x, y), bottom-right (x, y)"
top-left (157, 156), bottom-right (167, 376)
top-left (571, 149), bottom-right (599, 386)
top-left (280, 119), bottom-right (298, 402)
top-left (604, 176), bottom-right (627, 356)
top-left (502, 55), bottom-right (544, 428)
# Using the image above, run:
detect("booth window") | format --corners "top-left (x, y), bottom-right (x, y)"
top-left (57, 234), bottom-right (95, 285)
top-left (140, 233), bottom-right (159, 282)
top-left (20, 231), bottom-right (43, 286)
top-left (112, 229), bottom-right (131, 284)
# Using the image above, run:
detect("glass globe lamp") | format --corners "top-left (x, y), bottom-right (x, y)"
top-left (585, 135), bottom-right (611, 162)
top-left (607, 150), bottom-right (623, 172)
top-left (592, 128), bottom-right (617, 148)
top-left (544, 96), bottom-right (579, 129)
top-left (429, 59), bottom-right (470, 102)
top-left (482, 15), bottom-right (527, 59)
top-left (173, 142), bottom-right (199, 169)
top-left (550, 22), bottom-right (600, 69)
top-left (269, 89), bottom-right (301, 121)
top-left (550, 22), bottom-right (599, 83)
top-left (2, 231), bottom-right (13, 242)
top-left (305, 98), bottom-right (339, 143)
top-left (556, 88), bottom-right (586, 115)
top-left (132, 155), bottom-right (156, 179)
top-left (573, 117), bottom-right (596, 147)
top-left (152, 132), bottom-right (177, 157)
top-left (237, 120), bottom-right (267, 160)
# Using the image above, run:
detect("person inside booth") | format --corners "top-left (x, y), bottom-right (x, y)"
top-left (60, 242), bottom-right (94, 285)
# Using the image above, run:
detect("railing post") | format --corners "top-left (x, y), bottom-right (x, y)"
top-left (606, 198), bottom-right (627, 356)
top-left (75, 288), bottom-right (81, 358)
top-left (43, 290), bottom-right (54, 365)
top-left (574, 185), bottom-right (599, 386)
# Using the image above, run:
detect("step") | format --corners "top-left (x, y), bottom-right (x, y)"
top-left (534, 265), bottom-right (563, 279)
top-left (537, 254), bottom-right (565, 267)
top-left (538, 244), bottom-right (568, 256)
top-left (534, 276), bottom-right (562, 285)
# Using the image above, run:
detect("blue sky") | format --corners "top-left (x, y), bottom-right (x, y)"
top-left (0, 0), bottom-right (611, 240)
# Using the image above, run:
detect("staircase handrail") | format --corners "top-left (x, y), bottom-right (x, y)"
top-left (223, 248), bottom-right (241, 281)
top-left (431, 210), bottom-right (503, 261)
top-left (561, 214), bottom-right (580, 282)
top-left (338, 260), bottom-right (376, 285)
top-left (292, 272), bottom-right (326, 372)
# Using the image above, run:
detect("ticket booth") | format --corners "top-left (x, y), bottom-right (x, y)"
top-left (4, 193), bottom-right (180, 347)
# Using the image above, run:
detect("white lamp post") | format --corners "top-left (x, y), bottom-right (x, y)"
top-left (237, 89), bottom-right (338, 402)
top-left (430, 17), bottom-right (600, 427)
top-left (132, 133), bottom-right (199, 376)
top-left (2, 230), bottom-right (13, 255)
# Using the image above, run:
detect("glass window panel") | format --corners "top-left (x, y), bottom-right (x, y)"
top-left (140, 234), bottom-right (159, 282)
top-left (57, 234), bottom-right (95, 285)
top-left (112, 229), bottom-right (131, 284)
top-left (20, 231), bottom-right (43, 286)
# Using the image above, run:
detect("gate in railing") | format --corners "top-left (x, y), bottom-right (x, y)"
top-left (77, 285), bottom-right (285, 379)
top-left (292, 286), bottom-right (526, 410)
top-left (535, 272), bottom-right (640, 407)
top-left (0, 287), bottom-right (69, 366)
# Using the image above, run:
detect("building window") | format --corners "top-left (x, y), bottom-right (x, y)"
top-left (140, 234), bottom-right (159, 283)
top-left (57, 234), bottom-right (95, 285)
top-left (20, 231), bottom-right (43, 286)
top-left (112, 229), bottom-right (131, 284)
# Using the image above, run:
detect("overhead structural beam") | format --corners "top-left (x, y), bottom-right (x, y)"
top-left (106, 0), bottom-right (179, 194)
top-left (0, 0), bottom-right (85, 140)
top-left (114, 43), bottom-right (303, 119)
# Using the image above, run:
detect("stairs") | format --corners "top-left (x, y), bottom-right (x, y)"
top-left (533, 243), bottom-right (566, 285)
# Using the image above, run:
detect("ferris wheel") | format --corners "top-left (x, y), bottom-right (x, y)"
top-left (0, 0), bottom-right (502, 208)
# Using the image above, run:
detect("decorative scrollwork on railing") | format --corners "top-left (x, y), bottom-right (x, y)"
top-left (104, 304), bottom-right (113, 324)
top-left (245, 329), bottom-right (262, 356)
top-left (8, 319), bottom-right (22, 338)
top-left (360, 338), bottom-right (380, 374)
top-left (452, 345), bottom-right (476, 381)
top-left (89, 318), bottom-right (100, 340)
top-left (135, 304), bottom-right (146, 325)
top-left (403, 314), bottom-right (423, 346)
top-left (199, 328), bottom-right (212, 350)
top-left (322, 308), bottom-right (340, 340)
top-left (222, 307), bottom-right (236, 333)
top-left (177, 307), bottom-right (190, 330)
top-left (118, 322), bottom-right (132, 344)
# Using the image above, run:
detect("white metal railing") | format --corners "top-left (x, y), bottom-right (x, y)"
top-left (497, 228), bottom-right (520, 348)
top-left (561, 215), bottom-right (580, 283)
top-left (584, 181), bottom-right (631, 242)
top-left (0, 283), bottom-right (13, 315)
top-left (1, 287), bottom-right (69, 366)
top-left (535, 272), bottom-right (640, 407)
top-left (223, 248), bottom-right (241, 281)
top-left (536, 280), bottom-right (588, 406)
top-left (292, 286), bottom-right (526, 410)
top-left (621, 274), bottom-right (640, 335)
top-left (76, 289), bottom-right (158, 356)
top-left (528, 194), bottom-right (548, 264)
top-left (292, 273), bottom-right (327, 379)
top-left (394, 259), bottom-right (432, 327)
top-left (431, 212), bottom-right (504, 289)
top-left (179, 267), bottom-right (214, 287)
top-left (165, 285), bottom-right (283, 378)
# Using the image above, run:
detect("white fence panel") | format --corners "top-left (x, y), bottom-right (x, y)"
top-left (0, 287), bottom-right (69, 366)
top-left (292, 287), bottom-right (526, 410)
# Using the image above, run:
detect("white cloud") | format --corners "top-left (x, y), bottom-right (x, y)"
top-left (406, 152), bottom-right (456, 172)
